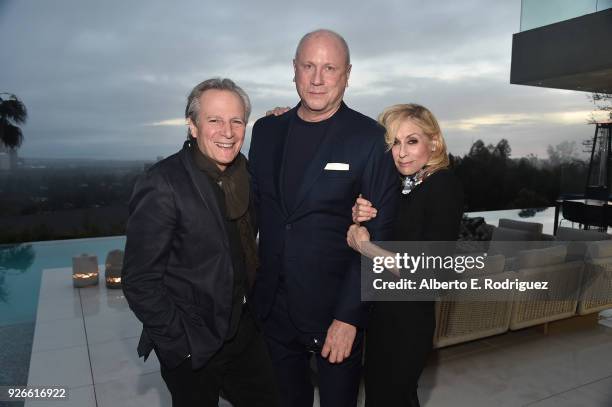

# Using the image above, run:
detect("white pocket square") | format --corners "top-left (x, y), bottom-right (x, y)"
top-left (324, 163), bottom-right (350, 171)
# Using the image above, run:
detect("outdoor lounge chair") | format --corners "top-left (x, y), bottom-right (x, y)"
top-left (434, 254), bottom-right (514, 348)
top-left (577, 240), bottom-right (612, 315)
top-left (509, 245), bottom-right (583, 330)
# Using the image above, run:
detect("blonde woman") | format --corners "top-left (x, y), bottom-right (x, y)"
top-left (347, 104), bottom-right (464, 407)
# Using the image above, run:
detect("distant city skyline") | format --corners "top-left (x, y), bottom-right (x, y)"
top-left (0, 0), bottom-right (605, 160)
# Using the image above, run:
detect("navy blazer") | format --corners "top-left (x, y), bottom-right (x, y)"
top-left (248, 102), bottom-right (398, 333)
top-left (122, 145), bottom-right (236, 370)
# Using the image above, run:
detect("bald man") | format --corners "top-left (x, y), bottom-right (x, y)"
top-left (248, 29), bottom-right (398, 407)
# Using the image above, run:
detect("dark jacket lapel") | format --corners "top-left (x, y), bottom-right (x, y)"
top-left (276, 108), bottom-right (295, 218)
top-left (179, 145), bottom-right (228, 244)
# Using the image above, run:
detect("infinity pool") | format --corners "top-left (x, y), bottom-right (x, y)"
top-left (0, 236), bottom-right (126, 395)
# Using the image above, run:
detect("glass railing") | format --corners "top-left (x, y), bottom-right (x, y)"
top-left (521, 0), bottom-right (612, 31)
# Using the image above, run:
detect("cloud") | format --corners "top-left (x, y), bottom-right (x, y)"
top-left (147, 118), bottom-right (186, 127)
top-left (0, 0), bottom-right (602, 160)
top-left (442, 110), bottom-right (607, 131)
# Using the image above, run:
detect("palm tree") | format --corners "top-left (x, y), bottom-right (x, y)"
top-left (0, 93), bottom-right (28, 150)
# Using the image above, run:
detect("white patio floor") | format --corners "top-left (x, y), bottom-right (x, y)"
top-left (24, 267), bottom-right (612, 407)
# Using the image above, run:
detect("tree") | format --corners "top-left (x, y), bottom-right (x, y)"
top-left (493, 139), bottom-right (511, 159)
top-left (588, 93), bottom-right (612, 123)
top-left (468, 140), bottom-right (488, 157)
top-left (0, 93), bottom-right (28, 150)
top-left (455, 139), bottom-right (571, 211)
top-left (546, 140), bottom-right (581, 167)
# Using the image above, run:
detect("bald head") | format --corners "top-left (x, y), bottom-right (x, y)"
top-left (295, 29), bottom-right (350, 66)
top-left (292, 29), bottom-right (352, 121)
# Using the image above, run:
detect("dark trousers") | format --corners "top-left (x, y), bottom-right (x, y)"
top-left (263, 285), bottom-right (363, 407)
top-left (364, 301), bottom-right (435, 407)
top-left (159, 308), bottom-right (280, 407)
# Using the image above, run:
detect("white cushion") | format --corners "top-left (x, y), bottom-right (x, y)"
top-left (556, 226), bottom-right (610, 241)
top-left (586, 240), bottom-right (612, 259)
top-left (498, 218), bottom-right (543, 238)
top-left (518, 245), bottom-right (567, 269)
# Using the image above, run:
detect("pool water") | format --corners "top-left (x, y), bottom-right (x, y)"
top-left (0, 236), bottom-right (126, 393)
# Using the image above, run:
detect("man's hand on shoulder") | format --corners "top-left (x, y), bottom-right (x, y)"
top-left (265, 106), bottom-right (291, 117)
top-left (321, 319), bottom-right (357, 363)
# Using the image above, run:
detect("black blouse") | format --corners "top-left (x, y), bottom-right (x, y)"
top-left (393, 168), bottom-right (464, 241)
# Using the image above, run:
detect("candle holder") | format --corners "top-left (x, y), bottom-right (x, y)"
top-left (104, 249), bottom-right (124, 289)
top-left (72, 253), bottom-right (99, 287)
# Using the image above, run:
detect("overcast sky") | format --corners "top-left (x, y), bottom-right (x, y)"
top-left (0, 0), bottom-right (602, 160)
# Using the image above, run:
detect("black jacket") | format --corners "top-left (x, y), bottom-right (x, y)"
top-left (248, 102), bottom-right (398, 332)
top-left (122, 144), bottom-right (235, 370)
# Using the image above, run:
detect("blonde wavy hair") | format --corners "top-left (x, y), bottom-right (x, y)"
top-left (378, 103), bottom-right (450, 174)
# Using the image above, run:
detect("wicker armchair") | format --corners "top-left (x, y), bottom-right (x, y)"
top-left (434, 255), bottom-right (514, 348)
top-left (577, 241), bottom-right (612, 315)
top-left (509, 245), bottom-right (583, 330)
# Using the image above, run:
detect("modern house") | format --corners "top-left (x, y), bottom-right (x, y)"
top-left (511, 0), bottom-right (612, 93)
top-left (511, 0), bottom-right (612, 232)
